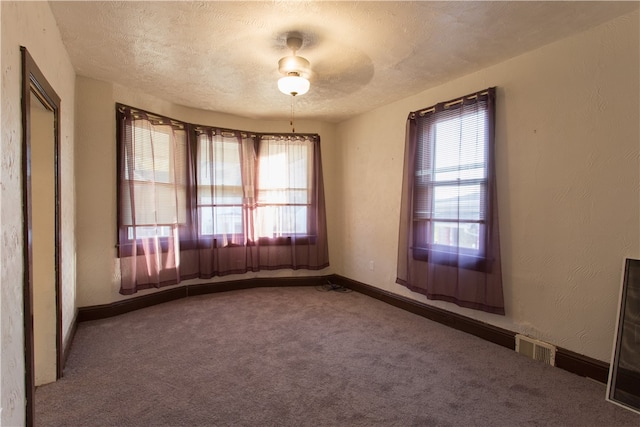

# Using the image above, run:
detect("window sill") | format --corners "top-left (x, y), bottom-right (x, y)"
top-left (412, 247), bottom-right (489, 272)
top-left (255, 236), bottom-right (317, 246)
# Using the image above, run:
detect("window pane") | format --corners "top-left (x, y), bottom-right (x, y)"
top-left (257, 142), bottom-right (309, 195)
top-left (199, 206), bottom-right (243, 236)
top-left (128, 226), bottom-right (173, 240)
top-left (256, 138), bottom-right (311, 237)
top-left (433, 184), bottom-right (484, 221)
top-left (433, 222), bottom-right (480, 250)
top-left (433, 112), bottom-right (486, 182)
top-left (257, 188), bottom-right (308, 204)
top-left (125, 123), bottom-right (174, 183)
top-left (256, 205), bottom-right (307, 237)
top-left (196, 133), bottom-right (244, 236)
top-left (122, 121), bottom-right (187, 231)
top-left (197, 139), bottom-right (241, 187)
top-left (435, 164), bottom-right (485, 181)
top-left (197, 186), bottom-right (243, 205)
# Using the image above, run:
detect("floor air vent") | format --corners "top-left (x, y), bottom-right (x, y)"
top-left (515, 334), bottom-right (556, 366)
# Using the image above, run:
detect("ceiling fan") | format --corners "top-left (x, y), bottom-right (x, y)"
top-left (277, 35), bottom-right (312, 96)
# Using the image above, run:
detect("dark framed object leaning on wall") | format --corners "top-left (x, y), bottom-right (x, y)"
top-left (607, 258), bottom-right (640, 414)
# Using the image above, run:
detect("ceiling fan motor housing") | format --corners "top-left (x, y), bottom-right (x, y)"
top-left (278, 55), bottom-right (311, 79)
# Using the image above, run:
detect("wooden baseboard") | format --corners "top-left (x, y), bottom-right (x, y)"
top-left (330, 275), bottom-right (515, 349)
top-left (62, 311), bottom-right (79, 371)
top-left (555, 347), bottom-right (609, 383)
top-left (186, 275), bottom-right (328, 296)
top-left (77, 286), bottom-right (188, 322)
top-left (77, 275), bottom-right (331, 322)
top-left (330, 274), bottom-right (611, 383)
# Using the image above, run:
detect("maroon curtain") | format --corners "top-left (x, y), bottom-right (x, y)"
top-left (396, 88), bottom-right (504, 315)
top-left (188, 129), bottom-right (329, 278)
top-left (117, 105), bottom-right (329, 295)
top-left (117, 107), bottom-right (190, 294)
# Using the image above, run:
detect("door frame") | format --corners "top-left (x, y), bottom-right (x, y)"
top-left (21, 46), bottom-right (63, 427)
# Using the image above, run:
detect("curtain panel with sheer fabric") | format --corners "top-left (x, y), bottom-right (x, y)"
top-left (117, 104), bottom-right (329, 295)
top-left (396, 88), bottom-right (504, 315)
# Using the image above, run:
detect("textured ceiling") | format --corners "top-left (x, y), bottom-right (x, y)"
top-left (49, 1), bottom-right (638, 123)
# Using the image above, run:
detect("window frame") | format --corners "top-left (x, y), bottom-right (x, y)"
top-left (411, 91), bottom-right (493, 271)
top-left (116, 107), bottom-right (191, 257)
top-left (254, 136), bottom-right (316, 244)
top-left (194, 130), bottom-right (247, 246)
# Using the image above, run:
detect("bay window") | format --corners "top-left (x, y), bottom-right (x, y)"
top-left (117, 104), bottom-right (329, 295)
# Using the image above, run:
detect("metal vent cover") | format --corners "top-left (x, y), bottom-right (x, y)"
top-left (515, 334), bottom-right (556, 366)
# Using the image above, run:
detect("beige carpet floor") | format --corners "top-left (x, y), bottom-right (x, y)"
top-left (36, 286), bottom-right (640, 426)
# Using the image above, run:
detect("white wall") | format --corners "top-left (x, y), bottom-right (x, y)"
top-left (75, 76), bottom-right (340, 307)
top-left (336, 10), bottom-right (639, 362)
top-left (1, 1), bottom-right (76, 425)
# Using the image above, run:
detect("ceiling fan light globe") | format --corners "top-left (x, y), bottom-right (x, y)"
top-left (278, 75), bottom-right (310, 96)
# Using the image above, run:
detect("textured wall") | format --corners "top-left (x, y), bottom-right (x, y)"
top-left (1, 2), bottom-right (76, 425)
top-left (336, 10), bottom-right (640, 362)
top-left (75, 76), bottom-right (339, 307)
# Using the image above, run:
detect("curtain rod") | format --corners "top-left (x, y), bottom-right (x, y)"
top-left (194, 129), bottom-right (317, 141)
top-left (194, 127), bottom-right (257, 139)
top-left (118, 104), bottom-right (186, 129)
top-left (118, 103), bottom-right (319, 141)
top-left (414, 90), bottom-right (490, 118)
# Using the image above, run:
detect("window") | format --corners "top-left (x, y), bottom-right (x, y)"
top-left (117, 104), bottom-right (329, 295)
top-left (396, 88), bottom-right (504, 315)
top-left (119, 114), bottom-right (187, 255)
top-left (256, 137), bottom-right (312, 239)
top-left (413, 101), bottom-right (489, 268)
top-left (195, 132), bottom-right (316, 244)
top-left (196, 131), bottom-right (246, 245)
